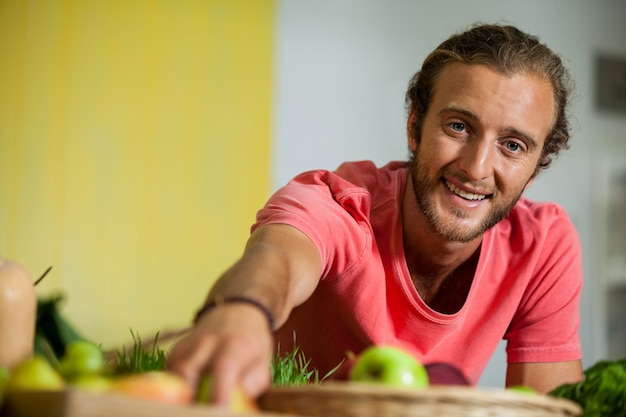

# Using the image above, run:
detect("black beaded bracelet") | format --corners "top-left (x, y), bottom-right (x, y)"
top-left (193, 295), bottom-right (275, 331)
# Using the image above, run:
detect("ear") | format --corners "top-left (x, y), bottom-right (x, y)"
top-left (407, 107), bottom-right (418, 152)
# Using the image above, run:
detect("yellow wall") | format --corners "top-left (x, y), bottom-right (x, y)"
top-left (0, 0), bottom-right (274, 349)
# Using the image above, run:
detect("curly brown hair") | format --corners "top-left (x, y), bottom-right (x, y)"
top-left (405, 23), bottom-right (574, 173)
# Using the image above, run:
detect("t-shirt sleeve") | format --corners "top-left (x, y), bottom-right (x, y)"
top-left (252, 169), bottom-right (372, 279)
top-left (505, 206), bottom-right (583, 363)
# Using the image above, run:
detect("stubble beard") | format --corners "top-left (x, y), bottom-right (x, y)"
top-left (409, 155), bottom-right (525, 243)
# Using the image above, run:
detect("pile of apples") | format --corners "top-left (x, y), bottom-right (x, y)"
top-left (0, 340), bottom-right (255, 412)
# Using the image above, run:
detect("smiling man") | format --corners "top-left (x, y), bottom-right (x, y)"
top-left (167, 23), bottom-right (583, 404)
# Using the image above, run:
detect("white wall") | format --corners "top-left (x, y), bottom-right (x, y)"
top-left (273, 0), bottom-right (626, 387)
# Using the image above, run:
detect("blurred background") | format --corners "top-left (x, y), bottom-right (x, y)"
top-left (1, 0), bottom-right (625, 388)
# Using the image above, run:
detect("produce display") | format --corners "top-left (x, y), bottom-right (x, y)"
top-left (0, 256), bottom-right (621, 416)
top-left (0, 258), bottom-right (256, 415)
top-left (4, 339), bottom-right (189, 401)
top-left (1, 337), bottom-right (257, 414)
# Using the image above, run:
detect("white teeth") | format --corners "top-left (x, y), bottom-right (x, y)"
top-left (445, 181), bottom-right (487, 201)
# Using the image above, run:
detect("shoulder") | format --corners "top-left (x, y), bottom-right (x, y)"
top-left (288, 160), bottom-right (407, 203)
top-left (297, 160), bottom-right (407, 189)
top-left (511, 197), bottom-right (570, 219)
top-left (255, 160), bottom-right (406, 230)
top-left (256, 161), bottom-right (407, 276)
top-left (488, 197), bottom-right (581, 264)
top-left (333, 160), bottom-right (408, 184)
top-left (498, 197), bottom-right (576, 236)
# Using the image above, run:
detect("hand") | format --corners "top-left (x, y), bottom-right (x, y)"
top-left (165, 303), bottom-right (273, 406)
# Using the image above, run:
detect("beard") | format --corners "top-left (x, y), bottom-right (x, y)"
top-left (409, 153), bottom-right (526, 243)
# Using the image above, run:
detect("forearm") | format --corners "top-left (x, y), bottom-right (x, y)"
top-left (506, 360), bottom-right (583, 394)
top-left (204, 223), bottom-right (322, 329)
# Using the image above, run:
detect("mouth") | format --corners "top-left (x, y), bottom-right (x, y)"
top-left (444, 179), bottom-right (491, 201)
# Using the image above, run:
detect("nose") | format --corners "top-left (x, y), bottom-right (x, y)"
top-left (457, 137), bottom-right (495, 181)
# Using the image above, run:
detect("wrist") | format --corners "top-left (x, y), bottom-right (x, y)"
top-left (193, 295), bottom-right (275, 331)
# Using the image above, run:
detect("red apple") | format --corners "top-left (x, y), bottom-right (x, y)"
top-left (424, 362), bottom-right (470, 386)
top-left (109, 371), bottom-right (193, 405)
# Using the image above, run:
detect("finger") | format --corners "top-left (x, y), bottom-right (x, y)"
top-left (240, 359), bottom-right (271, 398)
top-left (209, 333), bottom-right (268, 405)
top-left (166, 332), bottom-right (218, 388)
top-left (210, 355), bottom-right (241, 406)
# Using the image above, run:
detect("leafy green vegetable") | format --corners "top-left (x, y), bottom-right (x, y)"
top-left (270, 334), bottom-right (342, 386)
top-left (110, 329), bottom-right (166, 375)
top-left (548, 358), bottom-right (626, 417)
top-left (271, 342), bottom-right (319, 386)
top-left (35, 294), bottom-right (91, 365)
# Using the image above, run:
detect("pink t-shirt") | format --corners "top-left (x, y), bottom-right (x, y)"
top-left (254, 160), bottom-right (582, 384)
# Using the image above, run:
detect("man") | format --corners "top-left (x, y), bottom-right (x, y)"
top-left (166, 23), bottom-right (584, 405)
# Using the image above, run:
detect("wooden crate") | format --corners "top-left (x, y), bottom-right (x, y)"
top-left (1, 389), bottom-right (293, 417)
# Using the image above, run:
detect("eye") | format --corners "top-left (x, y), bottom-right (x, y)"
top-left (450, 122), bottom-right (465, 132)
top-left (503, 140), bottom-right (525, 153)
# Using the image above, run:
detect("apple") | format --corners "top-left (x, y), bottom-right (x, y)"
top-left (5, 356), bottom-right (65, 391)
top-left (349, 345), bottom-right (429, 388)
top-left (109, 371), bottom-right (193, 405)
top-left (424, 362), bottom-right (470, 386)
top-left (0, 366), bottom-right (10, 406)
top-left (70, 374), bottom-right (112, 392)
top-left (507, 384), bottom-right (537, 395)
top-left (195, 374), bottom-right (258, 412)
top-left (58, 340), bottom-right (105, 381)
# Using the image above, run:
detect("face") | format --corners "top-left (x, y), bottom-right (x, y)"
top-left (408, 63), bottom-right (555, 243)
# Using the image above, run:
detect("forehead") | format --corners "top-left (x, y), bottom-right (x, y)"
top-left (430, 63), bottom-right (555, 142)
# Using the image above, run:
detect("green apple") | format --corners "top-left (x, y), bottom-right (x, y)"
top-left (0, 366), bottom-right (10, 405)
top-left (507, 384), bottom-right (537, 395)
top-left (195, 374), bottom-right (258, 412)
top-left (70, 374), bottom-right (112, 392)
top-left (6, 356), bottom-right (65, 391)
top-left (349, 345), bottom-right (429, 388)
top-left (58, 340), bottom-right (105, 381)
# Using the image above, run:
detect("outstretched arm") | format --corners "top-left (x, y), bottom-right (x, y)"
top-left (166, 223), bottom-right (322, 405)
